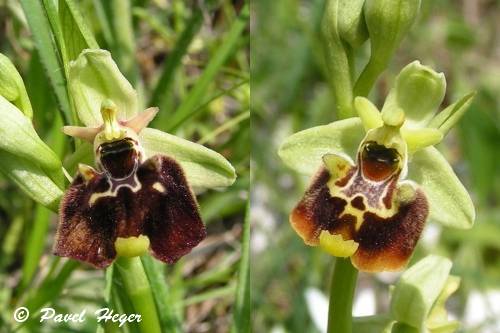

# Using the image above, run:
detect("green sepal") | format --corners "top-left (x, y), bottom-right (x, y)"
top-left (0, 95), bottom-right (61, 171)
top-left (278, 118), bottom-right (364, 175)
top-left (0, 53), bottom-right (33, 119)
top-left (68, 49), bottom-right (138, 127)
top-left (139, 128), bottom-right (236, 189)
top-left (0, 150), bottom-right (63, 211)
top-left (428, 92), bottom-right (475, 135)
top-left (390, 255), bottom-right (452, 329)
top-left (408, 146), bottom-right (475, 229)
top-left (382, 61), bottom-right (446, 129)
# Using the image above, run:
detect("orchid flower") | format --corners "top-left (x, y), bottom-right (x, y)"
top-left (279, 61), bottom-right (475, 272)
top-left (54, 49), bottom-right (236, 268)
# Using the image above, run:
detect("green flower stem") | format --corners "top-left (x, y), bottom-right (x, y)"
top-left (115, 256), bottom-right (161, 333)
top-left (327, 258), bottom-right (358, 333)
top-left (353, 58), bottom-right (385, 98)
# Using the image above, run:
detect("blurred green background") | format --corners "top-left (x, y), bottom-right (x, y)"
top-left (251, 0), bottom-right (500, 332)
top-left (0, 0), bottom-right (248, 332)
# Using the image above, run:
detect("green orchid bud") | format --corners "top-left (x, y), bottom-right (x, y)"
top-left (337, 0), bottom-right (368, 49)
top-left (382, 61), bottom-right (446, 129)
top-left (321, 0), bottom-right (355, 118)
top-left (68, 49), bottom-right (138, 127)
top-left (426, 276), bottom-right (461, 333)
top-left (0, 53), bottom-right (33, 119)
top-left (390, 255), bottom-right (452, 329)
top-left (354, 0), bottom-right (421, 96)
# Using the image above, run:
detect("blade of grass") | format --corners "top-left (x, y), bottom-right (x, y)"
top-left (97, 0), bottom-right (137, 83)
top-left (231, 201), bottom-right (250, 333)
top-left (198, 110), bottom-right (250, 144)
top-left (132, 7), bottom-right (175, 44)
top-left (178, 284), bottom-right (236, 308)
top-left (149, 7), bottom-right (203, 116)
top-left (20, 0), bottom-right (73, 125)
top-left (21, 204), bottom-right (51, 288)
top-left (59, 0), bottom-right (99, 62)
top-left (166, 3), bottom-right (249, 132)
top-left (0, 216), bottom-right (24, 270)
top-left (141, 256), bottom-right (181, 333)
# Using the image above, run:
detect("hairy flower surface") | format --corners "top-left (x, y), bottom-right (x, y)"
top-left (54, 49), bottom-right (235, 268)
top-left (279, 61), bottom-right (475, 272)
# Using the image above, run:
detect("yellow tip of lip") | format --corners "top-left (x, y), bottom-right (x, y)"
top-left (319, 231), bottom-right (359, 257)
top-left (115, 235), bottom-right (150, 257)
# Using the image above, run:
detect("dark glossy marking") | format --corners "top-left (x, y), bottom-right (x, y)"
top-left (99, 138), bottom-right (139, 178)
top-left (361, 141), bottom-right (400, 181)
top-left (351, 196), bottom-right (366, 210)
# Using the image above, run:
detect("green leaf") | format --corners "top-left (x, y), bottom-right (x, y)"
top-left (20, 0), bottom-right (73, 124)
top-left (139, 127), bottom-right (236, 189)
top-left (0, 95), bottom-right (61, 171)
top-left (166, 3), bottom-right (249, 132)
top-left (231, 202), bottom-right (250, 333)
top-left (382, 61), bottom-right (446, 128)
top-left (149, 7), bottom-right (203, 118)
top-left (278, 118), bottom-right (364, 175)
top-left (22, 204), bottom-right (52, 287)
top-left (408, 146), bottom-right (475, 229)
top-left (141, 256), bottom-right (181, 333)
top-left (390, 255), bottom-right (452, 329)
top-left (68, 49), bottom-right (138, 127)
top-left (59, 0), bottom-right (99, 62)
top-left (0, 151), bottom-right (62, 212)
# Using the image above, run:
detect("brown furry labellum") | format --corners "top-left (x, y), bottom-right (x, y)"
top-left (54, 136), bottom-right (205, 268)
top-left (290, 141), bottom-right (429, 272)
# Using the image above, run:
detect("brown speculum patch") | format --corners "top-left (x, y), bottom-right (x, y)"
top-left (54, 137), bottom-right (205, 268)
top-left (290, 144), bottom-right (428, 272)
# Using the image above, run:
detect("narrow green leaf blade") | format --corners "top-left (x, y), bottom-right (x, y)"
top-left (141, 256), bottom-right (181, 333)
top-left (22, 204), bottom-right (52, 287)
top-left (59, 0), bottom-right (99, 61)
top-left (149, 7), bottom-right (203, 111)
top-left (20, 0), bottom-right (73, 124)
top-left (231, 202), bottom-right (250, 333)
top-left (167, 4), bottom-right (249, 132)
